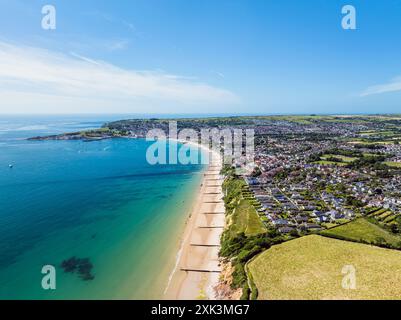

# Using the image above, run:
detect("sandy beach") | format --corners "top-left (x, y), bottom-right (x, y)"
top-left (164, 144), bottom-right (225, 300)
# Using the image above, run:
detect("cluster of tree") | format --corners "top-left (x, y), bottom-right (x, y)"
top-left (222, 176), bottom-right (245, 215)
top-left (220, 230), bottom-right (281, 259)
top-left (321, 229), bottom-right (401, 250)
top-left (299, 133), bottom-right (335, 142)
top-left (307, 153), bottom-right (321, 163)
top-left (326, 156), bottom-right (343, 163)
top-left (383, 216), bottom-right (401, 235)
top-left (220, 164), bottom-right (236, 176)
top-left (326, 183), bottom-right (347, 195)
top-left (274, 168), bottom-right (291, 180)
top-left (307, 148), bottom-right (362, 163)
top-left (353, 144), bottom-right (385, 150)
top-left (345, 195), bottom-right (364, 208)
top-left (376, 169), bottom-right (394, 178)
top-left (347, 155), bottom-right (387, 169)
top-left (325, 148), bottom-right (362, 157)
top-left (366, 215), bottom-right (401, 238)
top-left (250, 166), bottom-right (262, 177)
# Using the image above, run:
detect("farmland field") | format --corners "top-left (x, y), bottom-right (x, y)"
top-left (248, 235), bottom-right (401, 299)
top-left (319, 218), bottom-right (401, 247)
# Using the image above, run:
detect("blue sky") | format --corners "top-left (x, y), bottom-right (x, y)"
top-left (0, 0), bottom-right (400, 114)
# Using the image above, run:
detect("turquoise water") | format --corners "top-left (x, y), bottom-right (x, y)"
top-left (0, 116), bottom-right (205, 299)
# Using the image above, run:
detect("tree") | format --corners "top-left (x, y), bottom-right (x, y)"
top-left (251, 166), bottom-right (262, 177)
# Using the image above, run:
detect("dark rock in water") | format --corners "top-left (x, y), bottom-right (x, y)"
top-left (60, 256), bottom-right (95, 281)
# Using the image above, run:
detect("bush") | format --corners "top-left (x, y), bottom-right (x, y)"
top-left (231, 262), bottom-right (247, 289)
top-left (238, 246), bottom-right (262, 263)
top-left (240, 282), bottom-right (250, 300)
top-left (247, 266), bottom-right (259, 300)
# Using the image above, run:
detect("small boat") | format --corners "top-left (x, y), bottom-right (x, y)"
top-left (8, 164), bottom-right (13, 168)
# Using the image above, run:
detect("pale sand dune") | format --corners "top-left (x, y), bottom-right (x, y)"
top-left (164, 148), bottom-right (224, 300)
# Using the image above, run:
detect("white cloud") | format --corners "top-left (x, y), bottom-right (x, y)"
top-left (106, 39), bottom-right (130, 51)
top-left (122, 20), bottom-right (137, 33)
top-left (0, 41), bottom-right (239, 113)
top-left (360, 76), bottom-right (401, 97)
top-left (211, 70), bottom-right (225, 78)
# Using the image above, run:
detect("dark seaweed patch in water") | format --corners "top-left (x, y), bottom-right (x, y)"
top-left (61, 257), bottom-right (95, 281)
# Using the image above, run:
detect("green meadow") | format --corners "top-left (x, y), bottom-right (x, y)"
top-left (248, 235), bottom-right (401, 300)
top-left (320, 218), bottom-right (401, 248)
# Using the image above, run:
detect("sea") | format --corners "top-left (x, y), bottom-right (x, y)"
top-left (0, 115), bottom-right (206, 299)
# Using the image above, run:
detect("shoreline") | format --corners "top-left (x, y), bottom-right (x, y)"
top-left (164, 140), bottom-right (225, 300)
top-left (25, 127), bottom-right (226, 299)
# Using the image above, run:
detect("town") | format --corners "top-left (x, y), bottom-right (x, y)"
top-left (97, 115), bottom-right (401, 235)
top-left (243, 115), bottom-right (401, 235)
top-left (31, 115), bottom-right (401, 237)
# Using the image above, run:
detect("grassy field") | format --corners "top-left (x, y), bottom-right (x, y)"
top-left (222, 176), bottom-right (266, 237)
top-left (368, 208), bottom-right (388, 217)
top-left (349, 140), bottom-right (395, 145)
top-left (384, 161), bottom-right (401, 168)
top-left (319, 218), bottom-right (401, 247)
top-left (248, 235), bottom-right (401, 299)
top-left (229, 199), bottom-right (267, 236)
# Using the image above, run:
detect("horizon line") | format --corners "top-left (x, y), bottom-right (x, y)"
top-left (1, 112), bottom-right (401, 117)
